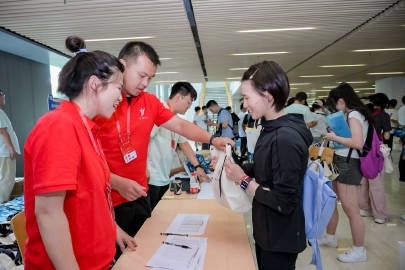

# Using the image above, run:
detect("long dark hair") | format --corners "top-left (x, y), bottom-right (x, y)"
top-left (326, 82), bottom-right (373, 124)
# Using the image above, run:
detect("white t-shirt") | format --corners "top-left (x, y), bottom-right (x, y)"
top-left (0, 109), bottom-right (20, 157)
top-left (335, 110), bottom-right (368, 158)
top-left (147, 104), bottom-right (188, 186)
top-left (310, 110), bottom-right (328, 138)
top-left (194, 113), bottom-right (207, 131)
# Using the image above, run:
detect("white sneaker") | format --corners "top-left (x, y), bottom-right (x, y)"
top-left (374, 218), bottom-right (386, 224)
top-left (338, 247), bottom-right (367, 263)
top-left (359, 209), bottom-right (371, 217)
top-left (318, 234), bottom-right (338, 248)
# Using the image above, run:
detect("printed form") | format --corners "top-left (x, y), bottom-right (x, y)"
top-left (165, 214), bottom-right (209, 235)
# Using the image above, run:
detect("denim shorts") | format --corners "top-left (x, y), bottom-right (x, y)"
top-left (333, 154), bottom-right (362, 186)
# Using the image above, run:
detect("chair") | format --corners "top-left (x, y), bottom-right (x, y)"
top-left (10, 211), bottom-right (26, 260)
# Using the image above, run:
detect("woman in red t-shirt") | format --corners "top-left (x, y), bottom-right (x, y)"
top-left (24, 36), bottom-right (137, 269)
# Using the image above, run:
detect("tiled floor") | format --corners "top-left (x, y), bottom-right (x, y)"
top-left (244, 149), bottom-right (405, 270)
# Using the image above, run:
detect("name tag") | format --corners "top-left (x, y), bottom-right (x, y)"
top-left (120, 140), bottom-right (137, 164)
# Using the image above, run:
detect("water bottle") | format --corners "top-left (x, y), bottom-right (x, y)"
top-left (189, 171), bottom-right (199, 194)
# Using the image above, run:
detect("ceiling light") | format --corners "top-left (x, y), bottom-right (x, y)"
top-left (290, 83), bottom-right (311, 86)
top-left (337, 81), bottom-right (368, 84)
top-left (320, 64), bottom-right (366, 68)
top-left (353, 48), bottom-right (405, 52)
top-left (237, 27), bottom-right (315, 33)
top-left (160, 58), bottom-right (173, 61)
top-left (155, 72), bottom-right (178, 74)
top-left (153, 80), bottom-right (178, 83)
top-left (311, 90), bottom-right (331, 92)
top-left (367, 72), bottom-right (404, 75)
top-left (229, 68), bottom-right (248, 71)
top-left (232, 52), bottom-right (288, 56)
top-left (299, 75), bottom-right (334, 78)
top-left (226, 77), bottom-right (241, 80)
top-left (85, 36), bottom-right (154, 42)
top-left (322, 86), bottom-right (337, 88)
top-left (356, 87), bottom-right (375, 90)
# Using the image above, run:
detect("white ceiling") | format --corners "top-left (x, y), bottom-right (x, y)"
top-left (0, 0), bottom-right (404, 99)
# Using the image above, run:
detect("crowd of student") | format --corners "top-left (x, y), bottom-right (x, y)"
top-left (18, 34), bottom-right (405, 270)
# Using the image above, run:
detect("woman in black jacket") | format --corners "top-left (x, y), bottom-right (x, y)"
top-left (225, 60), bottom-right (312, 270)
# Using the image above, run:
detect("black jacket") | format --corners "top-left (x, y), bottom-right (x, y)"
top-left (242, 113), bottom-right (312, 253)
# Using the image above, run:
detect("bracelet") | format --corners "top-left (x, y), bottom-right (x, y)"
top-left (194, 164), bottom-right (202, 170)
top-left (209, 135), bottom-right (215, 145)
top-left (240, 175), bottom-right (253, 190)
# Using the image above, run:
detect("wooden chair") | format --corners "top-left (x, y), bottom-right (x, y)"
top-left (10, 211), bottom-right (26, 260)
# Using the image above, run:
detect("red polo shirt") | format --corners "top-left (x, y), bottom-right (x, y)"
top-left (24, 101), bottom-right (115, 269)
top-left (97, 92), bottom-right (174, 207)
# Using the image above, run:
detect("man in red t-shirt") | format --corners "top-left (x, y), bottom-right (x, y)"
top-left (97, 42), bottom-right (233, 258)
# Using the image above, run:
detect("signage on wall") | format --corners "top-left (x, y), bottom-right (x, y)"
top-left (47, 94), bottom-right (62, 111)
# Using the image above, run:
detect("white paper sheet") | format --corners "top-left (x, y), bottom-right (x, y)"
top-left (147, 235), bottom-right (208, 270)
top-left (197, 181), bottom-right (214, 199)
top-left (165, 214), bottom-right (209, 236)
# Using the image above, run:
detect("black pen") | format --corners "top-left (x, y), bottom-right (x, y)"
top-left (162, 241), bottom-right (191, 249)
top-left (160, 232), bottom-right (189, 237)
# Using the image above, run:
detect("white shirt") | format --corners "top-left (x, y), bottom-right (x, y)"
top-left (0, 109), bottom-right (20, 157)
top-left (147, 103), bottom-right (188, 186)
top-left (310, 110), bottom-right (328, 138)
top-left (194, 113), bottom-right (207, 131)
top-left (335, 110), bottom-right (368, 158)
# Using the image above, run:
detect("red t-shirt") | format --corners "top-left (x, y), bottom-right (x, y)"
top-left (97, 92), bottom-right (174, 207)
top-left (24, 101), bottom-right (116, 269)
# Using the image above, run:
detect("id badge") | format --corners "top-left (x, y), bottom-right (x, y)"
top-left (120, 140), bottom-right (137, 164)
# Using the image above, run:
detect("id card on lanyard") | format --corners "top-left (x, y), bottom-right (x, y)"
top-left (116, 107), bottom-right (137, 163)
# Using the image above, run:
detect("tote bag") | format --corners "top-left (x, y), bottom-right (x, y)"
top-left (211, 144), bottom-right (251, 213)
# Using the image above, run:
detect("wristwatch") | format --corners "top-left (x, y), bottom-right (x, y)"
top-left (240, 176), bottom-right (253, 190)
top-left (194, 164), bottom-right (202, 170)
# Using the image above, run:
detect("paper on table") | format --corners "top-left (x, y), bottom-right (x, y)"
top-left (147, 235), bottom-right (207, 270)
top-left (165, 214), bottom-right (209, 235)
top-left (197, 181), bottom-right (214, 199)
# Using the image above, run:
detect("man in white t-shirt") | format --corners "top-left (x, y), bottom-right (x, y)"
top-left (284, 92), bottom-right (317, 129)
top-left (0, 89), bottom-right (20, 203)
top-left (147, 82), bottom-right (209, 210)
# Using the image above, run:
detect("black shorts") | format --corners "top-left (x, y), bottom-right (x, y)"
top-left (334, 155), bottom-right (362, 186)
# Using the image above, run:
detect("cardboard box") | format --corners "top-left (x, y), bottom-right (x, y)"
top-left (10, 177), bottom-right (24, 200)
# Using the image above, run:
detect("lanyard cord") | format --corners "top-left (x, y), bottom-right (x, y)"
top-left (78, 108), bottom-right (114, 222)
top-left (116, 106), bottom-right (131, 143)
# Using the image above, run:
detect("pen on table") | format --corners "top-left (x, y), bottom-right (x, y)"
top-left (162, 241), bottom-right (191, 249)
top-left (160, 232), bottom-right (189, 237)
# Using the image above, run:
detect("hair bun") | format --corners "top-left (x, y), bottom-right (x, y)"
top-left (65, 36), bottom-right (86, 54)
